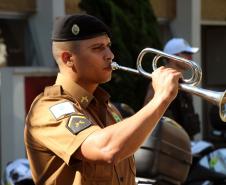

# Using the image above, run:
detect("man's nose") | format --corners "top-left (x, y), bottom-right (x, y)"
top-left (105, 47), bottom-right (114, 60)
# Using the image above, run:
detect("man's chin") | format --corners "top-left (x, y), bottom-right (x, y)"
top-left (100, 76), bottom-right (112, 84)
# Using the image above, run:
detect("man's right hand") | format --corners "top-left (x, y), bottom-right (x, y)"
top-left (151, 66), bottom-right (182, 103)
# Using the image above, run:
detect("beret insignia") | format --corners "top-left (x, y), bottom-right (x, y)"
top-left (66, 115), bottom-right (92, 134)
top-left (71, 24), bottom-right (80, 36)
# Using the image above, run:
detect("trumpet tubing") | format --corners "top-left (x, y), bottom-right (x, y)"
top-left (137, 48), bottom-right (202, 86)
top-left (111, 48), bottom-right (226, 122)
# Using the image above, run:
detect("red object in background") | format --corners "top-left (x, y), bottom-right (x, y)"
top-left (24, 76), bottom-right (56, 114)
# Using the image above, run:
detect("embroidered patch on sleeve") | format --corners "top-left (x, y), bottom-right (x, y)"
top-left (50, 101), bottom-right (76, 119)
top-left (66, 115), bottom-right (92, 135)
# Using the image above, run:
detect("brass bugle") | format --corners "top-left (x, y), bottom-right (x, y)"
top-left (111, 48), bottom-right (226, 122)
top-left (137, 48), bottom-right (202, 86)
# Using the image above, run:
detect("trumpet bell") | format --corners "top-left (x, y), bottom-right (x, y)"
top-left (219, 90), bottom-right (226, 122)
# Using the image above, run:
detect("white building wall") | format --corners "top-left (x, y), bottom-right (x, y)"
top-left (0, 0), bottom-right (65, 177)
top-left (28, 0), bottom-right (65, 67)
top-left (170, 0), bottom-right (203, 138)
top-left (0, 67), bottom-right (57, 178)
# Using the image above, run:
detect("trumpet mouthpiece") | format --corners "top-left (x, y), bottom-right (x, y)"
top-left (111, 61), bottom-right (119, 70)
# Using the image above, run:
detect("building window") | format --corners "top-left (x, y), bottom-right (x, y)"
top-left (0, 19), bottom-right (27, 66)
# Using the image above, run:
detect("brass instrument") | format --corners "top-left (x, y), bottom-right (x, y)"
top-left (111, 48), bottom-right (226, 122)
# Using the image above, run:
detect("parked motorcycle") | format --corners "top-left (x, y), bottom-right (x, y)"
top-left (185, 142), bottom-right (226, 185)
top-left (183, 105), bottom-right (226, 185)
top-left (135, 116), bottom-right (192, 185)
top-left (113, 102), bottom-right (192, 185)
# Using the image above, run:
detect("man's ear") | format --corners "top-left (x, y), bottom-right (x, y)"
top-left (61, 51), bottom-right (73, 67)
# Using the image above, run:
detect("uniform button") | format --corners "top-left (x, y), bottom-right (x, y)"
top-left (120, 177), bottom-right (124, 182)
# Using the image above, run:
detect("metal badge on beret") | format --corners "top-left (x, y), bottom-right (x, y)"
top-left (66, 114), bottom-right (92, 134)
top-left (71, 24), bottom-right (80, 36)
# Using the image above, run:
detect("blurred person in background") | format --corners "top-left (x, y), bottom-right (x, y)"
top-left (2, 158), bottom-right (34, 185)
top-left (144, 38), bottom-right (200, 139)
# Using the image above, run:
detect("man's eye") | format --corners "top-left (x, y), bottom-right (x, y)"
top-left (93, 46), bottom-right (103, 50)
top-left (93, 46), bottom-right (106, 51)
top-left (92, 43), bottom-right (111, 50)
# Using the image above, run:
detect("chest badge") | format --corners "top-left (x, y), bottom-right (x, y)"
top-left (80, 96), bottom-right (89, 103)
top-left (111, 112), bottom-right (122, 123)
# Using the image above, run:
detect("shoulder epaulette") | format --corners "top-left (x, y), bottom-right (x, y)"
top-left (44, 85), bottom-right (62, 97)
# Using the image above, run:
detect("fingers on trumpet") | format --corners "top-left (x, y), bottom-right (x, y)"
top-left (151, 66), bottom-right (182, 100)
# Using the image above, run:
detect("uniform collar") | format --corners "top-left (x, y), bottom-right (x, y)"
top-left (55, 73), bottom-right (110, 108)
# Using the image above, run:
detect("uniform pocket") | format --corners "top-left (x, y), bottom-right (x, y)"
top-left (83, 162), bottom-right (113, 182)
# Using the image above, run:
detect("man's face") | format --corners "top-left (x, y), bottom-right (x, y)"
top-left (177, 52), bottom-right (193, 60)
top-left (72, 35), bottom-right (114, 85)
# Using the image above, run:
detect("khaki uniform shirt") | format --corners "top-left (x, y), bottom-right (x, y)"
top-left (24, 73), bottom-right (136, 185)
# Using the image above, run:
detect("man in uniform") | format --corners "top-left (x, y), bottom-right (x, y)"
top-left (24, 14), bottom-right (181, 185)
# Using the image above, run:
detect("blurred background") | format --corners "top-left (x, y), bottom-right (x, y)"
top-left (0, 0), bottom-right (226, 180)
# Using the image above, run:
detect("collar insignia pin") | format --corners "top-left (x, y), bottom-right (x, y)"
top-left (81, 96), bottom-right (89, 103)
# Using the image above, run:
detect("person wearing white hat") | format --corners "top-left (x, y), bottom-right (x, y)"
top-left (144, 38), bottom-right (201, 139)
top-left (163, 38), bottom-right (199, 55)
top-left (163, 38), bottom-right (199, 73)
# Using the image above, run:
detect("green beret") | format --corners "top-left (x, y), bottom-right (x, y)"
top-left (52, 14), bottom-right (111, 41)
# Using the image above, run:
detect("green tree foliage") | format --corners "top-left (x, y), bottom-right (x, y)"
top-left (79, 0), bottom-right (162, 111)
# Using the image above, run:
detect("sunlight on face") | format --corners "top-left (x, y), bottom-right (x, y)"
top-left (72, 35), bottom-right (114, 85)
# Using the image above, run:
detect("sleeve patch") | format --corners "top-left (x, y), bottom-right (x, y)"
top-left (50, 101), bottom-right (76, 119)
top-left (66, 115), bottom-right (92, 135)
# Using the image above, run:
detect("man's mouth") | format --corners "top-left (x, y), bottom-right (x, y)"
top-left (104, 66), bottom-right (112, 71)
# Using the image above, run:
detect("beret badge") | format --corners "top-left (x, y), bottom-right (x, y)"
top-left (71, 24), bottom-right (80, 36)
